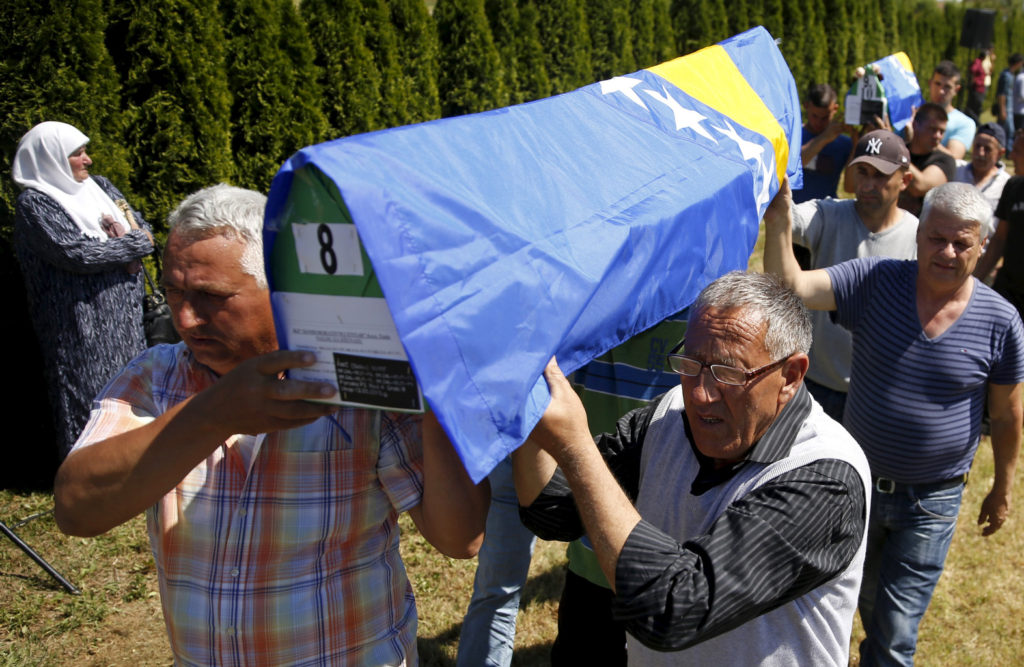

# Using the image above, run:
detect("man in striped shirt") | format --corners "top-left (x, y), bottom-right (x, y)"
top-left (765, 179), bottom-right (1024, 666)
top-left (53, 184), bottom-right (488, 666)
top-left (515, 272), bottom-right (871, 665)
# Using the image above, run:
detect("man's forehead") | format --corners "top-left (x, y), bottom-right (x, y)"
top-left (922, 211), bottom-right (981, 238)
top-left (164, 232), bottom-right (250, 281)
top-left (689, 306), bottom-right (766, 348)
top-left (974, 134), bottom-right (1001, 149)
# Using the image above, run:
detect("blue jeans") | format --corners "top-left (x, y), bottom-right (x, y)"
top-left (858, 480), bottom-right (964, 667)
top-left (456, 457), bottom-right (537, 667)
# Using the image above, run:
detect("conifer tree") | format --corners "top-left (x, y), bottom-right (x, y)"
top-left (435, 0), bottom-right (508, 116)
top-left (486, 0), bottom-right (524, 103)
top-left (303, 0), bottom-right (383, 137)
top-left (517, 1), bottom-right (553, 101)
top-left (222, 0), bottom-right (328, 192)
top-left (671, 0), bottom-right (729, 56)
top-left (630, 0), bottom-right (657, 68)
top-left (277, 0), bottom-right (330, 144)
top-left (106, 0), bottom-right (234, 229)
top-left (761, 0), bottom-right (784, 44)
top-left (879, 0), bottom-right (900, 54)
top-left (391, 0), bottom-right (442, 123)
top-left (728, 0), bottom-right (753, 36)
top-left (537, 0), bottom-right (593, 93)
top-left (822, 0), bottom-right (851, 95)
top-left (362, 0), bottom-right (414, 128)
top-left (651, 0), bottom-right (676, 62)
top-left (587, 0), bottom-right (636, 80)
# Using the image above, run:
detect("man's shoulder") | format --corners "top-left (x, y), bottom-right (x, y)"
top-left (953, 162), bottom-right (973, 184)
top-left (924, 148), bottom-right (957, 171)
top-left (828, 255), bottom-right (914, 285)
top-left (973, 280), bottom-right (1024, 325)
top-left (796, 196), bottom-right (854, 219)
top-left (110, 342), bottom-right (208, 407)
top-left (947, 108), bottom-right (973, 125)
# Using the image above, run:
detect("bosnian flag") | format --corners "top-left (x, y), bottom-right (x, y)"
top-left (265, 26), bottom-right (801, 482)
top-left (872, 52), bottom-right (923, 132)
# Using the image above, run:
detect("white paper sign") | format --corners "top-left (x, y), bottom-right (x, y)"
top-left (272, 291), bottom-right (423, 412)
top-left (291, 222), bottom-right (364, 276)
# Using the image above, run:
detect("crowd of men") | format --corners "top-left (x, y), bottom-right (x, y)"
top-left (51, 54), bottom-right (1024, 667)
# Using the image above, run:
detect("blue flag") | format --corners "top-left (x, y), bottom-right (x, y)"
top-left (872, 53), bottom-right (923, 132)
top-left (265, 26), bottom-right (802, 482)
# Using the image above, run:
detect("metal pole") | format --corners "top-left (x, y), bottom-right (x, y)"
top-left (0, 519), bottom-right (79, 595)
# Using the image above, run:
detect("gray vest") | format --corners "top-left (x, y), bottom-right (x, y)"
top-left (628, 386), bottom-right (871, 666)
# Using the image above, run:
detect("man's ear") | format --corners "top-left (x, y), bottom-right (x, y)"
top-left (778, 353), bottom-right (810, 406)
top-left (900, 169), bottom-right (913, 192)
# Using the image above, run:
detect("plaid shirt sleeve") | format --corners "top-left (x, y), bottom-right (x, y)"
top-left (377, 411), bottom-right (425, 514)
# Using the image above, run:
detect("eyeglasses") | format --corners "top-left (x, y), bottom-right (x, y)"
top-left (666, 340), bottom-right (790, 386)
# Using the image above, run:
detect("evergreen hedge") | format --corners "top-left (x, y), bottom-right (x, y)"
top-left (4, 0), bottom-right (1024, 240)
top-left (6, 0), bottom-right (1024, 472)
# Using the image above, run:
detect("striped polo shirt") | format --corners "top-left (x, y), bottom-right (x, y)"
top-left (826, 258), bottom-right (1024, 483)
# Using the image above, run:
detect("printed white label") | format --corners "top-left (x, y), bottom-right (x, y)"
top-left (291, 222), bottom-right (364, 276)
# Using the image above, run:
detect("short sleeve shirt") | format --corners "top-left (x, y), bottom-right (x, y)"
top-left (825, 258), bottom-right (1024, 482)
top-left (72, 343), bottom-right (425, 666)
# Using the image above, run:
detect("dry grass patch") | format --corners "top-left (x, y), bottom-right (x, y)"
top-left (4, 432), bottom-right (1021, 665)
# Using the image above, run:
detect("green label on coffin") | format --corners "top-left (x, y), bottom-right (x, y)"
top-left (266, 164), bottom-right (424, 413)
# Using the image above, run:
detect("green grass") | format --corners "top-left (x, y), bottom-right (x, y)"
top-left (3, 434), bottom-right (1023, 665)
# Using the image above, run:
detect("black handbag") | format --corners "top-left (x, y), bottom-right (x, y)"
top-left (142, 251), bottom-right (180, 346)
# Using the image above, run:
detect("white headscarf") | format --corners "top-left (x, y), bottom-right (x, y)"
top-left (12, 121), bottom-right (129, 239)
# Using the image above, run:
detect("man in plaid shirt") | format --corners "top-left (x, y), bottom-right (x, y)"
top-left (54, 184), bottom-right (488, 666)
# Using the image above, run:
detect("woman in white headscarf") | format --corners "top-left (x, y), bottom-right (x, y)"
top-left (13, 121), bottom-right (153, 459)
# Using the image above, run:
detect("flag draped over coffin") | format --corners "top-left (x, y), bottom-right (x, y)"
top-left (265, 26), bottom-right (802, 482)
top-left (872, 52), bottom-right (923, 132)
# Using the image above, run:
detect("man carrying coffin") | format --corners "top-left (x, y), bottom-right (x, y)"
top-left (514, 271), bottom-right (871, 665)
top-left (54, 184), bottom-right (488, 666)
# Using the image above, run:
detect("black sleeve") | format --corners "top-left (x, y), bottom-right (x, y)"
top-left (612, 458), bottom-right (866, 651)
top-left (518, 400), bottom-right (659, 541)
top-left (932, 153), bottom-right (956, 182)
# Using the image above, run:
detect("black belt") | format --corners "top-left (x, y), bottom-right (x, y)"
top-left (872, 473), bottom-right (968, 495)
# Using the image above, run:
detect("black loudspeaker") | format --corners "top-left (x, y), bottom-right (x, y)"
top-left (961, 9), bottom-right (995, 51)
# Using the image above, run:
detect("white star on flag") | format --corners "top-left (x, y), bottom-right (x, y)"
top-left (600, 76), bottom-right (647, 108)
top-left (713, 121), bottom-right (773, 209)
top-left (643, 87), bottom-right (717, 142)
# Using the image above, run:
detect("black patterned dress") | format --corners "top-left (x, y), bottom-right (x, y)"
top-left (14, 176), bottom-right (154, 458)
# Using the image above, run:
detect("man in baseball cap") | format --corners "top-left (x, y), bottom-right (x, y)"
top-left (954, 122), bottom-right (1011, 230)
top-left (778, 129), bottom-right (917, 422)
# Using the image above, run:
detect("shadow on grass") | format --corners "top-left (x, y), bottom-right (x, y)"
top-left (520, 561), bottom-right (565, 609)
top-left (418, 624), bottom-right (554, 667)
top-left (417, 556), bottom-right (565, 665)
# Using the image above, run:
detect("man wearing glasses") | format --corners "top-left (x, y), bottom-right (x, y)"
top-left (764, 180), bottom-right (1024, 666)
top-left (513, 271), bottom-right (871, 665)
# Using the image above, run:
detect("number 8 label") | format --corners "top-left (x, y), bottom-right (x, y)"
top-left (318, 223), bottom-right (338, 274)
top-left (290, 222), bottom-right (364, 277)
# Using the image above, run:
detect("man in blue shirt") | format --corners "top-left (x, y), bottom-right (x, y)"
top-left (793, 83), bottom-right (853, 204)
top-left (765, 180), bottom-right (1024, 666)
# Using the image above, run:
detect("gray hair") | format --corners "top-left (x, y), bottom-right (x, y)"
top-left (920, 181), bottom-right (992, 240)
top-left (167, 183), bottom-right (268, 288)
top-left (692, 271), bottom-right (812, 358)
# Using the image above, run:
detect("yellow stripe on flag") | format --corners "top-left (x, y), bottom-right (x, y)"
top-left (893, 52), bottom-right (915, 73)
top-left (648, 45), bottom-right (788, 183)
